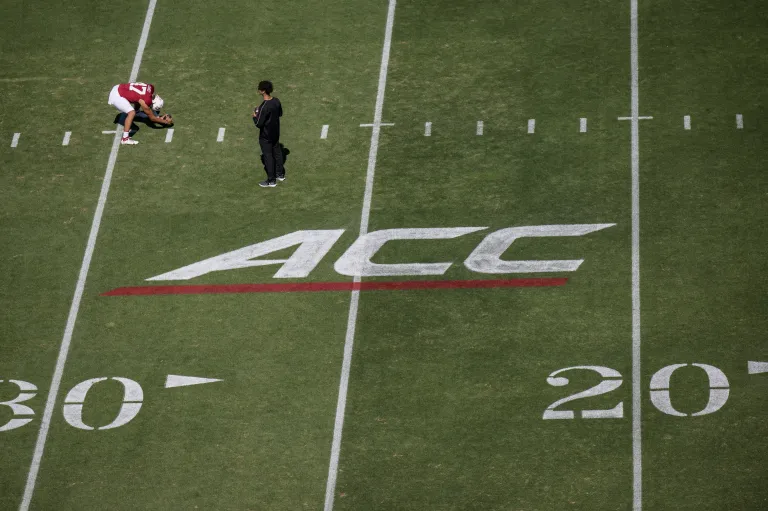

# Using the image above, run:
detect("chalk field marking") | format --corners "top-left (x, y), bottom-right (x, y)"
top-left (748, 361), bottom-right (768, 375)
top-left (736, 114), bottom-right (743, 129)
top-left (11, 133), bottom-right (20, 148)
top-left (165, 375), bottom-right (222, 388)
top-left (424, 122), bottom-right (432, 136)
top-left (324, 1), bottom-right (396, 510)
top-left (683, 115), bottom-right (691, 130)
top-left (102, 130), bottom-right (117, 135)
top-left (62, 132), bottom-right (72, 146)
top-left (628, 0), bottom-right (643, 506)
top-left (321, 124), bottom-right (329, 139)
top-left (476, 120), bottom-right (483, 135)
top-left (619, 116), bottom-right (652, 121)
top-left (19, 1), bottom-right (159, 510)
top-left (359, 123), bottom-right (394, 127)
top-left (580, 118), bottom-right (587, 133)
top-left (527, 119), bottom-right (535, 134)
top-left (216, 127), bottom-right (225, 142)
top-left (165, 128), bottom-right (174, 143)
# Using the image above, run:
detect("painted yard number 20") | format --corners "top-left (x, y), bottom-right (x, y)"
top-left (543, 363), bottom-right (729, 419)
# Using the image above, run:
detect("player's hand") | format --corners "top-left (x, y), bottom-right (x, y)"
top-left (252, 109), bottom-right (258, 118)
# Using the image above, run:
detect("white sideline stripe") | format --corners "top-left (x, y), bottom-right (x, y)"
top-left (324, 1), bottom-right (396, 510)
top-left (629, 0), bottom-right (642, 507)
top-left (527, 119), bottom-right (535, 134)
top-left (580, 118), bottom-right (587, 133)
top-left (683, 115), bottom-right (691, 130)
top-left (62, 131), bottom-right (72, 146)
top-left (11, 133), bottom-right (20, 148)
top-left (476, 120), bottom-right (483, 135)
top-left (216, 127), bottom-right (225, 142)
top-left (321, 124), bottom-right (329, 139)
top-left (736, 114), bottom-right (743, 129)
top-left (424, 121), bottom-right (432, 136)
top-left (19, 1), bottom-right (158, 510)
top-left (165, 128), bottom-right (174, 143)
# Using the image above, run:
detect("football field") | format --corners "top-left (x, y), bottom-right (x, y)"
top-left (1, 0), bottom-right (766, 509)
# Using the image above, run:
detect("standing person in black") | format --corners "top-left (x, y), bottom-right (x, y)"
top-left (252, 80), bottom-right (285, 188)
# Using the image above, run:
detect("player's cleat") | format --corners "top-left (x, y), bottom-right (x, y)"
top-left (121, 138), bottom-right (139, 145)
top-left (258, 180), bottom-right (276, 188)
top-left (277, 174), bottom-right (286, 182)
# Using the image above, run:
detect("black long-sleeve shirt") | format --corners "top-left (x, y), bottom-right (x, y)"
top-left (253, 97), bottom-right (282, 142)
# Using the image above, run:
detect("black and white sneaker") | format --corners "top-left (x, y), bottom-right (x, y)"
top-left (258, 180), bottom-right (277, 188)
top-left (277, 174), bottom-right (286, 182)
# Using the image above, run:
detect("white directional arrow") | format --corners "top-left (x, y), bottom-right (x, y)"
top-left (748, 361), bottom-right (768, 375)
top-left (165, 375), bottom-right (222, 389)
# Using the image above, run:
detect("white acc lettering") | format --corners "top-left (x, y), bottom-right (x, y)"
top-left (148, 230), bottom-right (345, 280)
top-left (465, 224), bottom-right (616, 273)
top-left (334, 227), bottom-right (486, 277)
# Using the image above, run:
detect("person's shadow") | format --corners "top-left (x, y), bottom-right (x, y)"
top-left (113, 112), bottom-right (173, 135)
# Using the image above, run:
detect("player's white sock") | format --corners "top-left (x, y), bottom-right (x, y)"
top-left (122, 132), bottom-right (130, 140)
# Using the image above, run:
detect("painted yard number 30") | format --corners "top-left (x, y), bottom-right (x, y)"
top-left (0, 377), bottom-right (143, 432)
top-left (544, 363), bottom-right (730, 419)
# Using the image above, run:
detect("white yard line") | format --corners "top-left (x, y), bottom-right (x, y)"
top-left (11, 132), bottom-right (20, 148)
top-left (321, 124), bottom-right (329, 139)
top-left (527, 119), bottom-right (535, 134)
top-left (736, 114), bottom-right (743, 129)
top-left (18, 2), bottom-right (158, 510)
top-left (629, 0), bottom-right (642, 507)
top-left (580, 118), bottom-right (587, 133)
top-left (216, 127), bottom-right (225, 142)
top-left (683, 115), bottom-right (691, 130)
top-left (62, 132), bottom-right (72, 146)
top-left (476, 120), bottom-right (483, 135)
top-left (165, 128), bottom-right (174, 143)
top-left (323, 1), bottom-right (396, 510)
top-left (424, 122), bottom-right (432, 136)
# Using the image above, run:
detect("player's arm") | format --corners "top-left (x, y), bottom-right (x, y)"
top-left (138, 99), bottom-right (171, 125)
top-left (255, 103), bottom-right (269, 128)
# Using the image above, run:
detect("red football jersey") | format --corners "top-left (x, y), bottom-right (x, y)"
top-left (117, 82), bottom-right (155, 105)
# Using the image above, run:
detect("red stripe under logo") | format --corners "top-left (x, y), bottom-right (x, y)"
top-left (102, 278), bottom-right (568, 296)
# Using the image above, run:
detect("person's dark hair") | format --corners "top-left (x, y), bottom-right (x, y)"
top-left (258, 81), bottom-right (273, 95)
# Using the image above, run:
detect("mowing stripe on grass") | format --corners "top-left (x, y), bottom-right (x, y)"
top-left (19, 1), bottom-right (159, 510)
top-left (324, 1), bottom-right (396, 510)
top-left (629, 0), bottom-right (643, 507)
top-left (101, 278), bottom-right (568, 296)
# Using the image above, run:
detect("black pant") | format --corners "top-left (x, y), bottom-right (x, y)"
top-left (259, 138), bottom-right (285, 182)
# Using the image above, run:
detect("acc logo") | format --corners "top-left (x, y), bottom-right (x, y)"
top-left (147, 224), bottom-right (615, 281)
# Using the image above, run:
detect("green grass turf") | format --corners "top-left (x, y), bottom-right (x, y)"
top-left (0, 0), bottom-right (766, 509)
